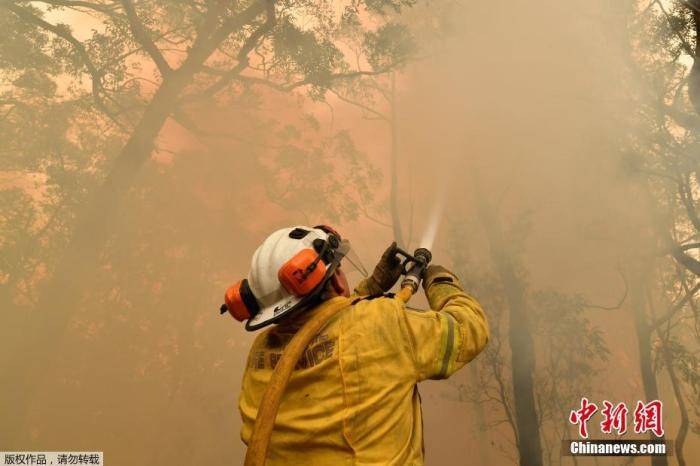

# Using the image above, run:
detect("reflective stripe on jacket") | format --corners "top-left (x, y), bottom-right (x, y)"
top-left (239, 275), bottom-right (489, 465)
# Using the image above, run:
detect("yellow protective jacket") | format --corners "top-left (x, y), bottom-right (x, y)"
top-left (239, 271), bottom-right (489, 465)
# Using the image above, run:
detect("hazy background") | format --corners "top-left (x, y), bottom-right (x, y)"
top-left (2, 0), bottom-right (699, 465)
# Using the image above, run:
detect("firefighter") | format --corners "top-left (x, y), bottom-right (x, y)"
top-left (226, 225), bottom-right (489, 465)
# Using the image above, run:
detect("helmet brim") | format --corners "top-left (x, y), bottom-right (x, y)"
top-left (244, 293), bottom-right (304, 331)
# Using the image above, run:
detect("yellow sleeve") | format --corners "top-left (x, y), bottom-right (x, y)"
top-left (399, 273), bottom-right (489, 381)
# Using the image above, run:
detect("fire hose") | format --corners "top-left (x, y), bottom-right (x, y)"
top-left (243, 247), bottom-right (432, 466)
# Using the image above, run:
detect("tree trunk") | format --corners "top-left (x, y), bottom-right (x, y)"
top-left (687, 1), bottom-right (700, 116)
top-left (661, 345), bottom-right (687, 466)
top-left (476, 194), bottom-right (544, 466)
top-left (466, 363), bottom-right (491, 466)
top-left (389, 73), bottom-right (404, 247)
top-left (629, 268), bottom-right (668, 466)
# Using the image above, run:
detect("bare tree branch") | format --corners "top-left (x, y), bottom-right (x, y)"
top-left (197, 0), bottom-right (276, 99)
top-left (327, 88), bottom-right (388, 121)
top-left (584, 265), bottom-right (629, 310)
top-left (357, 204), bottom-right (392, 229)
top-left (678, 176), bottom-right (700, 233)
top-left (204, 67), bottom-right (399, 94)
top-left (120, 0), bottom-right (172, 75)
top-left (5, 3), bottom-right (100, 82)
top-left (34, 0), bottom-right (118, 16)
top-left (2, 2), bottom-right (128, 130)
top-left (172, 109), bottom-right (279, 149)
top-left (203, 0), bottom-right (269, 51)
top-left (649, 281), bottom-right (700, 331)
top-left (174, 0), bottom-right (267, 81)
top-left (670, 241), bottom-right (700, 276)
top-left (677, 241), bottom-right (700, 251)
top-left (653, 0), bottom-right (694, 55)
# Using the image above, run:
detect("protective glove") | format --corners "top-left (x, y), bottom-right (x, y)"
top-left (361, 242), bottom-right (404, 295)
top-left (422, 264), bottom-right (462, 292)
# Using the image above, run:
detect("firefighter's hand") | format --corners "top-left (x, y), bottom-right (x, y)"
top-left (422, 265), bottom-right (461, 292)
top-left (364, 242), bottom-right (403, 295)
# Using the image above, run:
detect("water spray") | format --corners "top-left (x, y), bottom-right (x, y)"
top-left (390, 180), bottom-right (449, 300)
top-left (419, 180), bottom-right (449, 251)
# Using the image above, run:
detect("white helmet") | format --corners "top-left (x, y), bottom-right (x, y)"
top-left (222, 225), bottom-right (349, 331)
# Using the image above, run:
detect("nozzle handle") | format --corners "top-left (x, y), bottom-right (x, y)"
top-left (400, 247), bottom-right (432, 293)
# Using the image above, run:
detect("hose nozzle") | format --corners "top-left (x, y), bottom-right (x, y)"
top-left (399, 247), bottom-right (432, 294)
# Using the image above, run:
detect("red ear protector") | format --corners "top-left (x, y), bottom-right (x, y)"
top-left (278, 227), bottom-right (341, 296)
top-left (220, 279), bottom-right (260, 322)
top-left (278, 248), bottom-right (328, 296)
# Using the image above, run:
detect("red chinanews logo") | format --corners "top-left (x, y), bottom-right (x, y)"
top-left (569, 398), bottom-right (664, 439)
